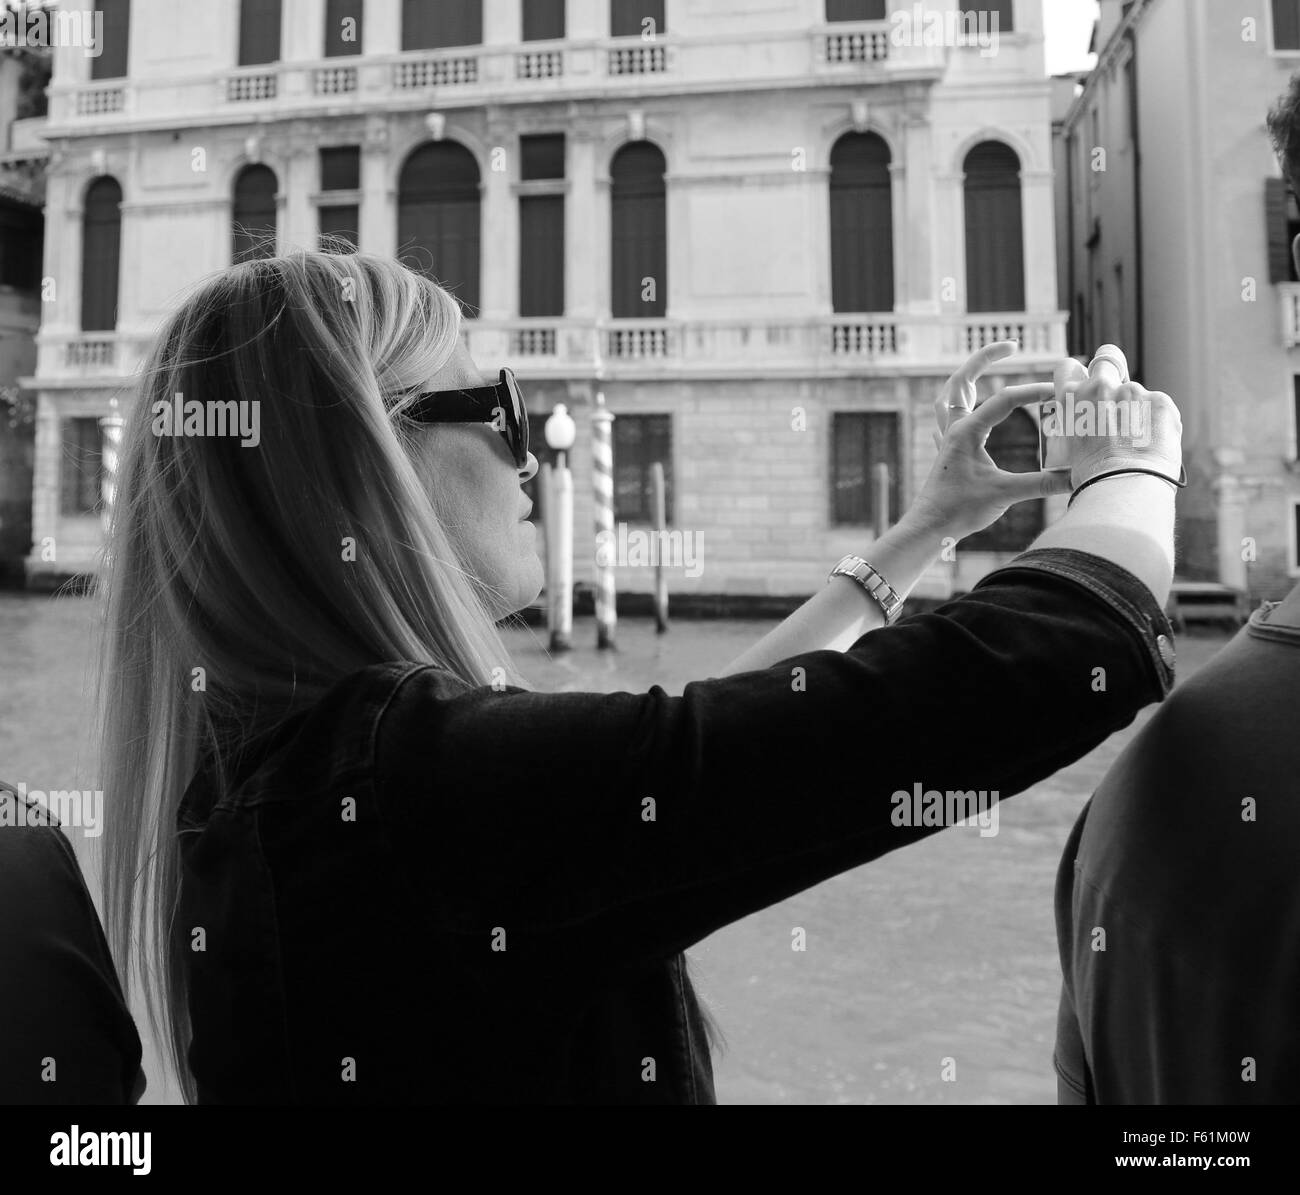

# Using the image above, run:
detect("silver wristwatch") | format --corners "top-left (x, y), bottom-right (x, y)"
top-left (828, 554), bottom-right (903, 625)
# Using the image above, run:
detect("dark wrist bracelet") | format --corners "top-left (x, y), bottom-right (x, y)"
top-left (1067, 465), bottom-right (1188, 509)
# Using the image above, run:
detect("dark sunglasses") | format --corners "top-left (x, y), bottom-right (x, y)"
top-left (404, 367), bottom-right (530, 468)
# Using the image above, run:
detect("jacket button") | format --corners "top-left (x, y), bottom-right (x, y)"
top-left (1155, 634), bottom-right (1175, 669)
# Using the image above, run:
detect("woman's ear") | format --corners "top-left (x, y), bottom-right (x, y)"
top-left (1291, 232), bottom-right (1300, 281)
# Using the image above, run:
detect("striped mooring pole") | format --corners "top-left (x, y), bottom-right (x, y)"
top-left (98, 396), bottom-right (123, 566)
top-left (591, 391), bottom-right (617, 650)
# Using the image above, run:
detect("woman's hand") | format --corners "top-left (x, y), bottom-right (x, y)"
top-left (906, 341), bottom-right (1074, 543)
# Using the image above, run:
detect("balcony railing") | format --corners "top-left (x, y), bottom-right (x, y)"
top-left (73, 82), bottom-right (125, 116)
top-left (515, 48), bottom-right (564, 80)
top-left (38, 332), bottom-right (155, 382)
top-left (457, 313), bottom-right (1066, 377)
top-left (393, 52), bottom-right (479, 89)
top-left (38, 316), bottom-right (1064, 385)
top-left (225, 69), bottom-right (277, 103)
top-left (313, 65), bottom-right (358, 96)
top-left (51, 28), bottom-right (949, 127)
top-left (1280, 282), bottom-right (1300, 348)
top-left (818, 21), bottom-right (891, 65)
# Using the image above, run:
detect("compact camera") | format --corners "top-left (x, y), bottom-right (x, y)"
top-left (1037, 345), bottom-right (1129, 473)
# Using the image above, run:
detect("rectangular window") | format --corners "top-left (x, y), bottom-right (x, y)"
top-left (524, 0), bottom-right (565, 41)
top-left (613, 414), bottom-right (673, 523)
top-left (825, 0), bottom-right (886, 20)
top-left (1266, 178), bottom-right (1300, 283)
top-left (91, 0), bottom-right (131, 80)
top-left (0, 204), bottom-right (42, 291)
top-left (521, 134), bottom-right (565, 181)
top-left (319, 206), bottom-right (359, 251)
top-left (320, 146), bottom-right (361, 191)
top-left (239, 0), bottom-right (282, 66)
top-left (1275, 0), bottom-right (1300, 50)
top-left (1294, 501), bottom-right (1300, 572)
top-left (960, 0), bottom-right (1014, 34)
top-left (831, 412), bottom-right (900, 526)
top-left (325, 0), bottom-right (363, 56)
top-left (1293, 376), bottom-right (1300, 459)
top-left (520, 136), bottom-right (566, 318)
top-left (403, 0), bottom-right (482, 50)
top-left (60, 419), bottom-right (103, 517)
top-left (611, 0), bottom-right (665, 37)
top-left (519, 197), bottom-right (564, 316)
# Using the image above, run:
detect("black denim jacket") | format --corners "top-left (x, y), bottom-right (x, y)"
top-left (176, 548), bottom-right (1176, 1104)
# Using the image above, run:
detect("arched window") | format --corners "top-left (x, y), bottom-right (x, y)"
top-left (830, 132), bottom-right (894, 313)
top-left (81, 177), bottom-right (122, 332)
top-left (398, 142), bottom-right (481, 315)
top-left (232, 165), bottom-right (278, 264)
top-left (610, 142), bottom-right (667, 318)
top-left (960, 409), bottom-right (1043, 551)
top-left (964, 140), bottom-right (1024, 312)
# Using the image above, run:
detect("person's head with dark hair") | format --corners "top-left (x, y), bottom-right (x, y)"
top-left (1267, 72), bottom-right (1300, 276)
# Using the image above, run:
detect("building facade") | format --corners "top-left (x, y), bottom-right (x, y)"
top-left (0, 43), bottom-right (45, 584)
top-left (26, 0), bottom-right (1064, 601)
top-left (1058, 0), bottom-right (1300, 603)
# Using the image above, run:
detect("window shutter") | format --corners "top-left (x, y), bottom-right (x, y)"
top-left (826, 0), bottom-right (887, 21)
top-left (964, 142), bottom-right (1024, 312)
top-left (320, 146), bottom-right (360, 191)
top-left (1267, 177), bottom-right (1293, 284)
top-left (403, 0), bottom-right (481, 50)
top-left (1274, 0), bottom-right (1300, 51)
top-left (831, 413), bottom-right (899, 525)
top-left (830, 133), bottom-right (894, 313)
top-left (232, 165), bottom-right (278, 263)
top-left (519, 196), bottom-right (564, 316)
top-left (91, 0), bottom-right (131, 80)
top-left (319, 206), bottom-right (359, 251)
top-left (398, 143), bottom-right (482, 315)
top-left (960, 0), bottom-right (1013, 33)
top-left (238, 0), bottom-right (282, 66)
top-left (613, 415), bottom-right (672, 522)
top-left (611, 0), bottom-right (665, 37)
top-left (611, 144), bottom-right (667, 318)
top-left (523, 0), bottom-right (565, 41)
top-left (324, 0), bottom-right (362, 56)
top-left (81, 178), bottom-right (121, 331)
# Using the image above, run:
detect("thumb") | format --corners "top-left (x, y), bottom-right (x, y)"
top-left (1001, 469), bottom-right (1074, 503)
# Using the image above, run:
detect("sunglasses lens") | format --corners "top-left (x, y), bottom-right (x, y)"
top-left (505, 371), bottom-right (528, 466)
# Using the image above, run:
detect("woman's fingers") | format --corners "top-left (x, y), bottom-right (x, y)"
top-left (996, 467), bottom-right (1075, 503)
top-left (935, 340), bottom-right (1019, 432)
top-left (954, 339), bottom-right (1018, 388)
top-left (961, 382), bottom-right (1056, 439)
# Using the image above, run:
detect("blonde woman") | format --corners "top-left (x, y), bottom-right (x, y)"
top-left (101, 251), bottom-right (1182, 1104)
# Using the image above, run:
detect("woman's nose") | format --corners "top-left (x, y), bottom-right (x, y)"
top-left (519, 452), bottom-right (539, 483)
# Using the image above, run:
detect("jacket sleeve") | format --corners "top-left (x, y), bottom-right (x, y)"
top-left (374, 547), bottom-right (1176, 980)
top-left (0, 787), bottom-right (147, 1104)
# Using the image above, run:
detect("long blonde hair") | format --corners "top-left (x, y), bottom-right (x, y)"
top-left (99, 251), bottom-right (520, 1103)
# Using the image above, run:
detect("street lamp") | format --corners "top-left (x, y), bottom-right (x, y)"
top-left (543, 404), bottom-right (576, 653)
top-left (544, 402), bottom-right (575, 470)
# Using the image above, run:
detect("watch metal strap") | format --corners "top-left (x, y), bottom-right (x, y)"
top-left (828, 554), bottom-right (903, 625)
